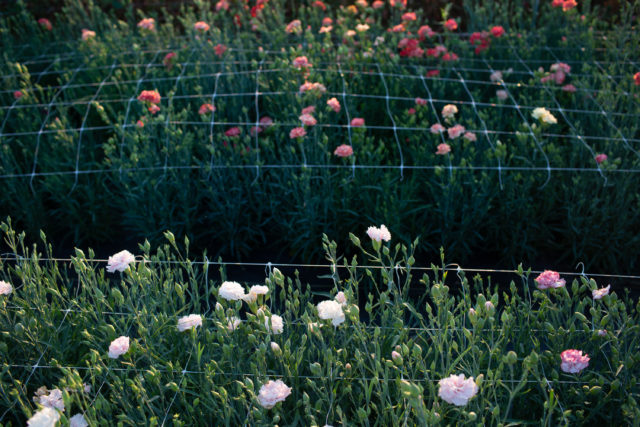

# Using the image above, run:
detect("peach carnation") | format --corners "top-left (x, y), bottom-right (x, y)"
top-left (137, 18), bottom-right (155, 31)
top-left (199, 103), bottom-right (215, 115)
top-left (447, 124), bottom-right (466, 139)
top-left (194, 21), bottom-right (210, 32)
top-left (327, 97), bottom-right (341, 113)
top-left (350, 117), bottom-right (365, 127)
top-left (290, 127), bottom-right (307, 139)
top-left (436, 143), bottom-right (451, 155)
top-left (137, 90), bottom-right (161, 104)
top-left (366, 224), bottom-right (391, 242)
top-left (299, 113), bottom-right (317, 126)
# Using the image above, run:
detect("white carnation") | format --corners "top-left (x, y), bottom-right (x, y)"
top-left (218, 281), bottom-right (246, 300)
top-left (317, 300), bottom-right (345, 326)
top-left (265, 314), bottom-right (284, 334)
top-left (177, 314), bottom-right (203, 332)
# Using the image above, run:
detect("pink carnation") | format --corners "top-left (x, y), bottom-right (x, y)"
top-left (561, 84), bottom-right (576, 92)
top-left (418, 25), bottom-right (436, 40)
top-left (148, 104), bottom-right (160, 115)
top-left (38, 18), bottom-right (52, 31)
top-left (301, 105), bottom-right (316, 115)
top-left (214, 44), bottom-right (227, 57)
top-left (534, 270), bottom-right (566, 290)
top-left (137, 90), bottom-right (161, 104)
top-left (372, 0), bottom-right (384, 8)
top-left (560, 349), bottom-right (589, 373)
top-left (259, 116), bottom-right (274, 128)
top-left (13, 90), bottom-right (23, 100)
top-left (415, 97), bottom-right (427, 106)
top-left (257, 380), bottom-right (292, 409)
top-left (551, 62), bottom-right (571, 74)
top-left (350, 117), bottom-right (365, 127)
top-left (430, 123), bottom-right (445, 134)
top-left (327, 97), bottom-right (341, 113)
top-left (334, 144), bottom-right (353, 157)
top-left (447, 124), bottom-right (466, 139)
top-left (496, 90), bottom-right (508, 100)
top-left (436, 143), bottom-right (451, 155)
top-left (299, 113), bottom-right (317, 126)
top-left (194, 21), bottom-right (210, 32)
top-left (634, 72), bottom-right (640, 86)
top-left (199, 103), bottom-right (215, 115)
top-left (438, 374), bottom-right (478, 406)
top-left (225, 127), bottom-right (241, 137)
top-left (592, 284), bottom-right (610, 300)
top-left (463, 132), bottom-right (477, 142)
top-left (163, 52), bottom-right (177, 69)
top-left (402, 12), bottom-right (417, 21)
top-left (366, 225), bottom-right (391, 242)
top-left (81, 29), bottom-right (96, 41)
top-left (595, 153), bottom-right (607, 164)
top-left (292, 56), bottom-right (312, 69)
top-left (290, 127), bottom-right (307, 139)
top-left (108, 336), bottom-right (130, 359)
top-left (137, 18), bottom-right (155, 31)
top-left (444, 19), bottom-right (458, 31)
top-left (490, 26), bottom-right (505, 37)
top-left (107, 250), bottom-right (135, 273)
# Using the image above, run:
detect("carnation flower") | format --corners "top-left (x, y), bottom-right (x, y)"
top-left (415, 97), bottom-right (427, 106)
top-left (259, 116), bottom-right (274, 128)
top-left (436, 143), bottom-right (451, 155)
top-left (38, 18), bottom-right (52, 31)
top-left (81, 29), bottom-right (96, 41)
top-left (531, 107), bottom-right (557, 124)
top-left (258, 380), bottom-right (292, 409)
top-left (194, 21), bottom-right (210, 32)
top-left (634, 72), bottom-right (640, 86)
top-left (366, 224), bottom-right (391, 242)
top-left (137, 90), bottom-right (161, 104)
top-left (463, 132), bottom-right (477, 142)
top-left (327, 97), bottom-right (341, 113)
top-left (317, 300), bottom-right (345, 326)
top-left (430, 123), bottom-right (445, 134)
top-left (199, 103), bottom-right (215, 115)
top-left (0, 280), bottom-right (12, 295)
top-left (137, 18), bottom-right (155, 31)
top-left (301, 105), bottom-right (316, 115)
top-left (13, 90), bottom-right (23, 100)
top-left (299, 113), bottom-right (317, 126)
top-left (214, 44), bottom-right (227, 57)
top-left (177, 314), bottom-right (203, 332)
top-left (350, 118), bottom-right (365, 127)
top-left (441, 104), bottom-right (458, 119)
top-left (148, 104), bottom-right (160, 115)
top-left (562, 84), bottom-right (576, 92)
top-left (108, 336), bottom-right (130, 359)
top-left (496, 90), bottom-right (508, 100)
top-left (285, 19), bottom-right (302, 34)
top-left (447, 124), bottom-right (466, 139)
top-left (319, 25), bottom-right (333, 34)
top-left (265, 314), bottom-right (284, 334)
top-left (106, 250), bottom-right (135, 273)
top-left (595, 153), bottom-right (607, 164)
top-left (299, 82), bottom-right (326, 94)
top-left (69, 414), bottom-right (88, 427)
top-left (490, 70), bottom-right (503, 82)
top-left (136, 120), bottom-right (144, 128)
top-left (334, 144), bottom-right (353, 158)
top-left (597, 329), bottom-right (607, 337)
top-left (216, 0), bottom-right (229, 10)
top-left (534, 270), bottom-right (566, 290)
top-left (163, 52), bottom-right (177, 69)
top-left (490, 26), bottom-right (505, 37)
top-left (290, 127), bottom-right (307, 139)
top-left (218, 281), bottom-right (246, 300)
top-left (356, 24), bottom-right (370, 32)
top-left (27, 407), bottom-right (60, 427)
top-left (592, 285), bottom-right (610, 300)
top-left (560, 349), bottom-right (589, 373)
top-left (335, 291), bottom-right (347, 305)
top-left (418, 25), bottom-right (436, 40)
top-left (292, 56), bottom-right (312, 69)
top-left (227, 316), bottom-right (241, 331)
top-left (438, 374), bottom-right (478, 406)
top-left (38, 388), bottom-right (64, 411)
top-left (444, 19), bottom-right (458, 31)
top-left (243, 285), bottom-right (269, 303)
top-left (402, 12), bottom-right (417, 21)
top-left (372, 0), bottom-right (384, 8)
top-left (562, 0), bottom-right (577, 11)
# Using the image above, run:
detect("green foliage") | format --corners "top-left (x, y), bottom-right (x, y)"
top-left (1, 223), bottom-right (639, 424)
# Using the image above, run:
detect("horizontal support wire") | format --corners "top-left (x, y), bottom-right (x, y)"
top-left (0, 363), bottom-right (601, 386)
top-left (2, 255), bottom-right (639, 279)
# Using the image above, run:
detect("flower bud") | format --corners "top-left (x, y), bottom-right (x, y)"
top-left (270, 341), bottom-right (281, 355)
top-left (391, 350), bottom-right (403, 366)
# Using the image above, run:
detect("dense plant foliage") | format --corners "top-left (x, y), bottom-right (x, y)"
top-left (0, 221), bottom-right (639, 424)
